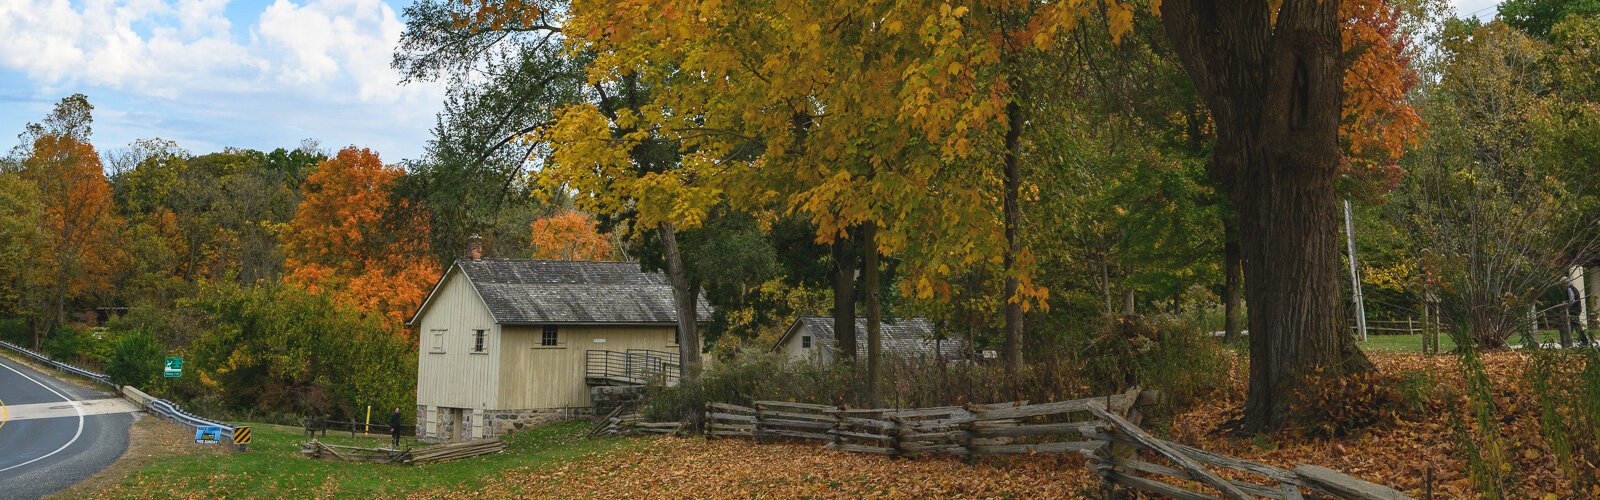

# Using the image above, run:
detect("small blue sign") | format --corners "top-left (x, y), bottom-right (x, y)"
top-left (195, 425), bottom-right (223, 444)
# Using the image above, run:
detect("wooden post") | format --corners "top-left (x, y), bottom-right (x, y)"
top-left (1427, 306), bottom-right (1440, 354)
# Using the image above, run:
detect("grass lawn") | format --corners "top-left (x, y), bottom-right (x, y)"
top-left (83, 420), bottom-right (639, 498)
top-left (1355, 329), bottom-right (1567, 353)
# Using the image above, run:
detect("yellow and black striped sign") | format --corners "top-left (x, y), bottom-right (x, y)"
top-left (233, 426), bottom-right (252, 445)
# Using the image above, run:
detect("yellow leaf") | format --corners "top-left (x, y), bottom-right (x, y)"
top-left (1107, 1), bottom-right (1133, 45)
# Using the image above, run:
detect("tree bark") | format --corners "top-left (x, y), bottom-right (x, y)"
top-left (1224, 218), bottom-right (1244, 343)
top-left (831, 235), bottom-right (858, 359)
top-left (1163, 0), bottom-right (1372, 433)
top-left (657, 222), bottom-right (702, 378)
top-left (1002, 99), bottom-right (1025, 376)
top-left (863, 223), bottom-right (882, 405)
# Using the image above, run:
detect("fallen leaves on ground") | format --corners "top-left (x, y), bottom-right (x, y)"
top-left (413, 438), bottom-right (1102, 499)
top-left (426, 351), bottom-right (1583, 498)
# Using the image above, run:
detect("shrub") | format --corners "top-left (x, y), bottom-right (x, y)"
top-left (105, 330), bottom-right (163, 388)
top-left (642, 351), bottom-right (850, 421)
top-left (1075, 314), bottom-right (1232, 406)
top-left (639, 314), bottom-right (1233, 422)
top-left (177, 281), bottom-right (417, 423)
top-left (41, 324), bottom-right (88, 363)
top-left (0, 318), bottom-right (28, 345)
top-left (1286, 368), bottom-right (1406, 438)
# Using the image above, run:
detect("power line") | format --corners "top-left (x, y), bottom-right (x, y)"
top-left (1460, 3), bottom-right (1498, 21)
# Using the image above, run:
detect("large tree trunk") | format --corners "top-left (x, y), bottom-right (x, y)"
top-left (831, 235), bottom-right (858, 359)
top-left (863, 223), bottom-right (882, 405)
top-left (657, 222), bottom-right (701, 379)
top-left (1002, 99), bottom-right (1025, 376)
top-left (1163, 0), bottom-right (1372, 433)
top-left (1224, 218), bottom-right (1244, 343)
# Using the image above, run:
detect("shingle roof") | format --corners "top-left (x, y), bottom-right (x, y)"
top-left (781, 316), bottom-right (967, 359)
top-left (436, 258), bottom-right (709, 325)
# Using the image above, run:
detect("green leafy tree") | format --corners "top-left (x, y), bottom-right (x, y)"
top-left (1500, 0), bottom-right (1600, 39)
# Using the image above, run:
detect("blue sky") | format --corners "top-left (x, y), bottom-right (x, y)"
top-left (0, 0), bottom-right (1504, 164)
top-left (0, 0), bottom-right (444, 162)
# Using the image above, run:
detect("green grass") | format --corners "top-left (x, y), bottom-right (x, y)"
top-left (1356, 329), bottom-right (1567, 353)
top-left (99, 421), bottom-right (640, 498)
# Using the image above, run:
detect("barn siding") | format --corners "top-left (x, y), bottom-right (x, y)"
top-left (415, 269), bottom-right (502, 410)
top-left (498, 325), bottom-right (678, 409)
top-left (778, 324), bottom-right (827, 362)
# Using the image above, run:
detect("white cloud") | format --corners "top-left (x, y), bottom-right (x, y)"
top-left (0, 0), bottom-right (444, 159)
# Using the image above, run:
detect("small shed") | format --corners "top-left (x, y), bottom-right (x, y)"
top-left (409, 257), bottom-right (707, 441)
top-left (772, 316), bottom-right (967, 363)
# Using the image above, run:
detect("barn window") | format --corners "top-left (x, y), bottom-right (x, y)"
top-left (802, 335), bottom-right (812, 349)
top-left (541, 326), bottom-right (559, 346)
top-left (672, 327), bottom-right (680, 346)
top-left (429, 329), bottom-right (446, 353)
top-left (472, 329), bottom-right (487, 353)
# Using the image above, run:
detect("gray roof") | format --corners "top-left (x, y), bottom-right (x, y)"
top-left (419, 259), bottom-right (709, 325)
top-left (781, 316), bottom-right (967, 359)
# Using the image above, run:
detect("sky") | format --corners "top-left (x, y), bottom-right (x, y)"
top-left (0, 0), bottom-right (445, 162)
top-left (0, 0), bottom-right (1507, 164)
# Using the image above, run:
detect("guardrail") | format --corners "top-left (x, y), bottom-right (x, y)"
top-left (148, 397), bottom-right (235, 440)
top-left (0, 339), bottom-right (115, 387)
top-left (0, 339), bottom-right (234, 440)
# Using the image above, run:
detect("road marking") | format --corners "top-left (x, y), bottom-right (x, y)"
top-left (1, 398), bottom-right (137, 422)
top-left (0, 395), bottom-right (8, 433)
top-left (0, 359), bottom-right (86, 473)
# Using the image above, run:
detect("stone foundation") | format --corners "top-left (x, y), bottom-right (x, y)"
top-left (416, 405), bottom-right (592, 441)
top-left (484, 408), bottom-right (588, 436)
top-left (590, 385), bottom-right (648, 421)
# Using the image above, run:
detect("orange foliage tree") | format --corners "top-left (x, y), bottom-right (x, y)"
top-left (529, 211), bottom-right (615, 261)
top-left (20, 134), bottom-right (125, 345)
top-left (1340, 0), bottom-right (1425, 198)
top-left (283, 147), bottom-right (440, 331)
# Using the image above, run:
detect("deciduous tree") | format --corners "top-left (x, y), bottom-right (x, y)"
top-left (283, 147), bottom-right (440, 331)
top-left (1162, 0), bottom-right (1376, 431)
top-left (529, 210), bottom-right (616, 260)
top-left (16, 96), bottom-right (125, 347)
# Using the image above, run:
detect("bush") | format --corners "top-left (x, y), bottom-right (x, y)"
top-left (105, 330), bottom-right (164, 388)
top-left (642, 351), bottom-right (850, 421)
top-left (0, 318), bottom-right (28, 345)
top-left (41, 324), bottom-right (88, 363)
top-left (1075, 314), bottom-right (1232, 406)
top-left (174, 281), bottom-right (417, 423)
top-left (1286, 369), bottom-right (1406, 438)
top-left (638, 314), bottom-right (1234, 422)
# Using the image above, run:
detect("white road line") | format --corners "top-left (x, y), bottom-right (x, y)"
top-left (0, 360), bottom-right (86, 473)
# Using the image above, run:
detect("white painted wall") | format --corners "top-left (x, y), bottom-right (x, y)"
top-left (777, 323), bottom-right (828, 364)
top-left (415, 269), bottom-right (502, 411)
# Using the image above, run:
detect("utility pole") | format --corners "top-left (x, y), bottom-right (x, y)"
top-left (1344, 200), bottom-right (1368, 342)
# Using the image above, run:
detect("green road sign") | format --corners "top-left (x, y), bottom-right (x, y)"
top-left (164, 357), bottom-right (182, 377)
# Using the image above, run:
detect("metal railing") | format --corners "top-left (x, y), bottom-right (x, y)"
top-left (150, 397), bottom-right (235, 440)
top-left (0, 339), bottom-right (114, 387)
top-left (0, 339), bottom-right (234, 440)
top-left (585, 349), bottom-right (680, 385)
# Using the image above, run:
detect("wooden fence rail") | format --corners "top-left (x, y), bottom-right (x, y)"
top-left (696, 389), bottom-right (1409, 499)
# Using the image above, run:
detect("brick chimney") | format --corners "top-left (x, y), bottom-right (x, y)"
top-left (468, 234), bottom-right (484, 261)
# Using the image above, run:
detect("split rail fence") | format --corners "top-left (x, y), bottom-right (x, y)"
top-left (300, 438), bottom-right (506, 465)
top-left (700, 388), bottom-right (1409, 499)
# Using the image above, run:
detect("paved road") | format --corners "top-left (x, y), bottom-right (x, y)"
top-left (0, 355), bottom-right (134, 499)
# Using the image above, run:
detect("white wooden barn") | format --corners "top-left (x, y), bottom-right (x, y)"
top-left (408, 256), bottom-right (705, 441)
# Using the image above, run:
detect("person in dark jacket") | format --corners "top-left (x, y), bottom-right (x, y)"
top-left (1561, 285), bottom-right (1587, 347)
top-left (390, 408), bottom-right (403, 448)
top-left (1568, 285), bottom-right (1592, 346)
